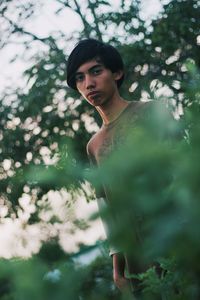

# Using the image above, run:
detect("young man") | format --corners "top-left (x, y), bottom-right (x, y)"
top-left (66, 39), bottom-right (155, 294)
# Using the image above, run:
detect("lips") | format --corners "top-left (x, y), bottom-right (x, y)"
top-left (87, 91), bottom-right (100, 98)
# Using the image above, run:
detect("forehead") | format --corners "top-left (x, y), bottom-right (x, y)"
top-left (76, 58), bottom-right (104, 73)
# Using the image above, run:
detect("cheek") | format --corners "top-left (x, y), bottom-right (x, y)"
top-left (77, 84), bottom-right (81, 92)
top-left (81, 92), bottom-right (89, 101)
top-left (77, 86), bottom-right (85, 97)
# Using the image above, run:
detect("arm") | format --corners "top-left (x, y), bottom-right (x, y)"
top-left (112, 252), bottom-right (129, 291)
top-left (87, 145), bottom-right (129, 291)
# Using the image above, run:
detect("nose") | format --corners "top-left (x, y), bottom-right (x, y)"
top-left (85, 74), bottom-right (95, 90)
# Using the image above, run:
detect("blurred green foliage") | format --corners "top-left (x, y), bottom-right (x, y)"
top-left (0, 0), bottom-right (200, 299)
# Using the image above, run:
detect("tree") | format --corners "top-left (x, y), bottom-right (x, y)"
top-left (0, 0), bottom-right (200, 298)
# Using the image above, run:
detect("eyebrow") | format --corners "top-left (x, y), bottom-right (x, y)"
top-left (75, 64), bottom-right (103, 76)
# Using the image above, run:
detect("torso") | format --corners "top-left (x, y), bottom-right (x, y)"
top-left (87, 100), bottom-right (152, 165)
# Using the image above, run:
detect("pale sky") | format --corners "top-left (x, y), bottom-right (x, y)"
top-left (0, 0), bottom-right (166, 93)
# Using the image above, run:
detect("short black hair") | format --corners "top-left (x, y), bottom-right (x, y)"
top-left (67, 39), bottom-right (124, 90)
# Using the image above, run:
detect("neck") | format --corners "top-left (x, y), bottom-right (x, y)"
top-left (96, 94), bottom-right (129, 125)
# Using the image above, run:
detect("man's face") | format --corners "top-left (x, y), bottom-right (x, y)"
top-left (75, 59), bottom-right (122, 107)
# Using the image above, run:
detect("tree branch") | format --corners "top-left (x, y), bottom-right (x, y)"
top-left (87, 0), bottom-right (102, 41)
top-left (73, 0), bottom-right (92, 38)
top-left (55, 0), bottom-right (91, 38)
top-left (3, 15), bottom-right (52, 46)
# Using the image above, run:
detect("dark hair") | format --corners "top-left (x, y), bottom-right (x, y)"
top-left (67, 39), bottom-right (124, 90)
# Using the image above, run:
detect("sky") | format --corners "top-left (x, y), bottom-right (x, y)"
top-left (0, 0), bottom-right (165, 93)
top-left (0, 0), bottom-right (168, 258)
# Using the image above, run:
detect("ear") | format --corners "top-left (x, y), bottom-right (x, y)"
top-left (113, 70), bottom-right (124, 81)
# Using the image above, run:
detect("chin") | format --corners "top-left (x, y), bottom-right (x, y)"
top-left (89, 98), bottom-right (105, 107)
top-left (86, 94), bottom-right (108, 107)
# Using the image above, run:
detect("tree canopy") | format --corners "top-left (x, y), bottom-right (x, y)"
top-left (0, 0), bottom-right (200, 299)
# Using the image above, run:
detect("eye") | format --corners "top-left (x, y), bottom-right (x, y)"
top-left (75, 73), bottom-right (84, 82)
top-left (92, 67), bottom-right (103, 75)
